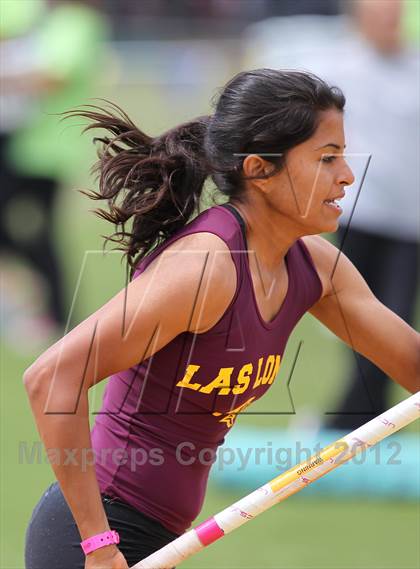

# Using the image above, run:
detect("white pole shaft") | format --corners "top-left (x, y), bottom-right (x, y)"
top-left (132, 391), bottom-right (420, 569)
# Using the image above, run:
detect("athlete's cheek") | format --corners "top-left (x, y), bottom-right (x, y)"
top-left (300, 172), bottom-right (324, 215)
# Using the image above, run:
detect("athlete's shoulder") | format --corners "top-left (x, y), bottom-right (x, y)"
top-left (162, 204), bottom-right (243, 265)
top-left (300, 234), bottom-right (347, 298)
top-left (137, 225), bottom-right (238, 332)
top-left (139, 205), bottom-right (240, 272)
top-left (160, 226), bottom-right (238, 267)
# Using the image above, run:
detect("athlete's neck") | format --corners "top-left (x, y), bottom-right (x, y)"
top-left (228, 200), bottom-right (303, 272)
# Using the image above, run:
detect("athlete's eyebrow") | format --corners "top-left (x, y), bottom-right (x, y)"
top-left (315, 143), bottom-right (346, 150)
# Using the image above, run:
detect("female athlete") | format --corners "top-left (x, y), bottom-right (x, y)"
top-left (23, 69), bottom-right (419, 569)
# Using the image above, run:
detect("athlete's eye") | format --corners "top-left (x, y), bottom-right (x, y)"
top-left (321, 155), bottom-right (337, 163)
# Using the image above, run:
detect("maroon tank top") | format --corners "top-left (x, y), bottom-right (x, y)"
top-left (91, 204), bottom-right (322, 534)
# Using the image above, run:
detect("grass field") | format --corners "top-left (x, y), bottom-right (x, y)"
top-left (1, 83), bottom-right (419, 568)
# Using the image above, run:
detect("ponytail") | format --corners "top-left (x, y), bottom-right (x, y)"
top-left (62, 100), bottom-right (210, 278)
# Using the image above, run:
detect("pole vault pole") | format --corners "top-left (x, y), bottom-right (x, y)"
top-left (132, 391), bottom-right (420, 569)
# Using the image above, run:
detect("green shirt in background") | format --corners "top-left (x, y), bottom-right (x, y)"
top-left (403, 0), bottom-right (420, 44)
top-left (7, 2), bottom-right (110, 184)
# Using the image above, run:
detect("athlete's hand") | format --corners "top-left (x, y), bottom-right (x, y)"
top-left (84, 545), bottom-right (130, 568)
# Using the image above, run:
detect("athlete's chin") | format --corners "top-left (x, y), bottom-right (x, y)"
top-left (302, 209), bottom-right (342, 235)
top-left (324, 220), bottom-right (340, 233)
top-left (311, 219), bottom-right (340, 235)
top-left (321, 212), bottom-right (342, 233)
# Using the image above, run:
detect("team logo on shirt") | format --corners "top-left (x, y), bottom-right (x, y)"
top-left (176, 354), bottom-right (281, 428)
top-left (212, 396), bottom-right (256, 428)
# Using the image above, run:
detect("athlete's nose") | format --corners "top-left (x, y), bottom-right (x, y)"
top-left (338, 158), bottom-right (355, 188)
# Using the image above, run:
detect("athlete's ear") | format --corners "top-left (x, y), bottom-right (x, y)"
top-left (243, 154), bottom-right (265, 177)
top-left (242, 155), bottom-right (275, 192)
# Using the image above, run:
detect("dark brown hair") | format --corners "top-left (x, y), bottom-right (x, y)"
top-left (64, 69), bottom-right (345, 278)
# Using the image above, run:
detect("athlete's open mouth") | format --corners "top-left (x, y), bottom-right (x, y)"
top-left (323, 192), bottom-right (345, 212)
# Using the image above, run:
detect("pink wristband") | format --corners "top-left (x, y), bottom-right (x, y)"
top-left (80, 530), bottom-right (120, 555)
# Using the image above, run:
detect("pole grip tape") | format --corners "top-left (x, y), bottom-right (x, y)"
top-left (195, 517), bottom-right (225, 546)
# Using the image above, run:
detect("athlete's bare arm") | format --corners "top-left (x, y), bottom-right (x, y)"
top-left (304, 235), bottom-right (419, 394)
top-left (22, 232), bottom-right (237, 564)
top-left (24, 232), bottom-right (237, 385)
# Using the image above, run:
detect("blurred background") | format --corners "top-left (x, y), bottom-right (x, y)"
top-left (1, 1), bottom-right (419, 567)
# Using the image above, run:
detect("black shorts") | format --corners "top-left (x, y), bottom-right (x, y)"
top-left (24, 481), bottom-right (179, 568)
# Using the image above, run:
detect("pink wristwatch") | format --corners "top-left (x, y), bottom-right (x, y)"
top-left (80, 530), bottom-right (120, 555)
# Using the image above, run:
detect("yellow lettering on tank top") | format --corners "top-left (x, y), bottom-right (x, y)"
top-left (199, 367), bottom-right (234, 395)
top-left (260, 355), bottom-right (276, 385)
top-left (176, 364), bottom-right (201, 391)
top-left (232, 363), bottom-right (253, 395)
top-left (176, 355), bottom-right (281, 396)
top-left (268, 354), bottom-right (281, 384)
top-left (253, 354), bottom-right (282, 388)
top-left (252, 357), bottom-right (264, 388)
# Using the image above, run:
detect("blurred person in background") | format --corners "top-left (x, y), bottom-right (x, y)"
top-left (243, 0), bottom-right (419, 429)
top-left (0, 0), bottom-right (109, 351)
top-left (322, 0), bottom-right (419, 430)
